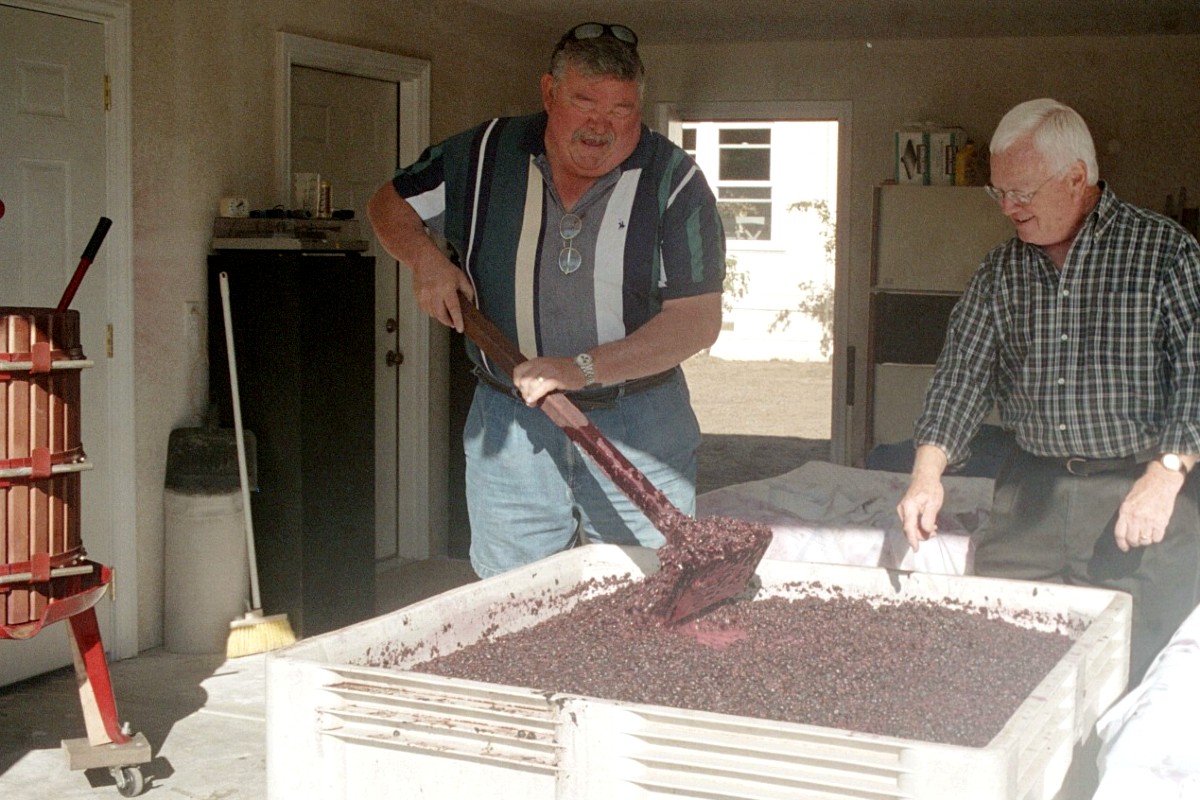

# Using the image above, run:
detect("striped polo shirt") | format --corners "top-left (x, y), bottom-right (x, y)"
top-left (391, 112), bottom-right (725, 372)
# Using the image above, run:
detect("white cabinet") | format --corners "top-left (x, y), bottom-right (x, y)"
top-left (873, 185), bottom-right (1013, 291)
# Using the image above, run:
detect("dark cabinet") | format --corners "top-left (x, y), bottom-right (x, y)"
top-left (208, 252), bottom-right (375, 637)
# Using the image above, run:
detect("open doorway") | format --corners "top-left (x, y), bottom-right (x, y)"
top-left (659, 104), bottom-right (850, 493)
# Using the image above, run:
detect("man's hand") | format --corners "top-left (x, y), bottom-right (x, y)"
top-left (509, 293), bottom-right (723, 407)
top-left (1114, 462), bottom-right (1185, 552)
top-left (409, 258), bottom-right (474, 332)
top-left (512, 357), bottom-right (586, 405)
top-left (896, 444), bottom-right (950, 552)
top-left (367, 181), bottom-right (474, 331)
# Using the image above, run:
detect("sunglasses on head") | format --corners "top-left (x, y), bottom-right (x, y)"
top-left (560, 22), bottom-right (639, 49)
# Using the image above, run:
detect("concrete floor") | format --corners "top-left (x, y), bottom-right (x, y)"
top-left (0, 558), bottom-right (478, 800)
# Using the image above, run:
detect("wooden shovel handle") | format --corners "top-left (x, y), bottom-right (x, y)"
top-left (458, 296), bottom-right (768, 625)
top-left (458, 299), bottom-right (683, 531)
top-left (458, 300), bottom-right (595, 431)
top-left (459, 300), bottom-right (527, 378)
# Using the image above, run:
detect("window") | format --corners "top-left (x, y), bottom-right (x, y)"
top-left (684, 124), bottom-right (773, 241)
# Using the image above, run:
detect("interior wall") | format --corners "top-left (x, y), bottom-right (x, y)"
top-left (127, 6), bottom-right (1200, 650)
top-left (640, 33), bottom-right (1200, 462)
top-left (130, 0), bottom-right (555, 649)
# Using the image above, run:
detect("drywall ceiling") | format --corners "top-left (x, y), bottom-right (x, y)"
top-left (463, 0), bottom-right (1200, 43)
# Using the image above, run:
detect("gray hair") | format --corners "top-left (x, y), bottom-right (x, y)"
top-left (549, 35), bottom-right (645, 96)
top-left (990, 98), bottom-right (1099, 184)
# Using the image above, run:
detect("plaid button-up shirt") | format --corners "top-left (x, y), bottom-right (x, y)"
top-left (916, 184), bottom-right (1200, 465)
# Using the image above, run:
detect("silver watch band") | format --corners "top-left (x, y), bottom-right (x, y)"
top-left (574, 353), bottom-right (598, 387)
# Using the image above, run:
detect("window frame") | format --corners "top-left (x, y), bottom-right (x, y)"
top-left (683, 122), bottom-right (776, 244)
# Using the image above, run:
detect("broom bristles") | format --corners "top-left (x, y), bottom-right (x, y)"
top-left (226, 609), bottom-right (296, 658)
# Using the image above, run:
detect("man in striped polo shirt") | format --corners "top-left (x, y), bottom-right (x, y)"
top-left (368, 23), bottom-right (725, 579)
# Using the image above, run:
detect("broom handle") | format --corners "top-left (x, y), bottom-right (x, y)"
top-left (219, 272), bottom-right (262, 611)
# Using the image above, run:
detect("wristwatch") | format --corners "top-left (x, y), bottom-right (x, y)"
top-left (1158, 453), bottom-right (1189, 475)
top-left (574, 353), bottom-right (599, 388)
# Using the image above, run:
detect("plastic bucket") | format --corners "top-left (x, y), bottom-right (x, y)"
top-left (162, 427), bottom-right (252, 653)
top-left (163, 488), bottom-right (248, 653)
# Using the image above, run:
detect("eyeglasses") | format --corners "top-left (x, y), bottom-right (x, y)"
top-left (558, 22), bottom-right (639, 50)
top-left (985, 168), bottom-right (1065, 206)
top-left (558, 213), bottom-right (583, 274)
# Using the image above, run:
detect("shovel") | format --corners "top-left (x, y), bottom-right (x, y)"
top-left (459, 299), bottom-right (771, 624)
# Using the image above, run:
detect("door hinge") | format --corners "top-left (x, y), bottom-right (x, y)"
top-left (104, 74), bottom-right (111, 111)
top-left (107, 324), bottom-right (114, 358)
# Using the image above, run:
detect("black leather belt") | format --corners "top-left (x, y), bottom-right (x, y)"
top-left (474, 366), bottom-right (677, 411)
top-left (1061, 455), bottom-right (1140, 476)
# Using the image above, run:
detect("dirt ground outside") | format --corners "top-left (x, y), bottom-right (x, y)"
top-left (681, 353), bottom-right (833, 495)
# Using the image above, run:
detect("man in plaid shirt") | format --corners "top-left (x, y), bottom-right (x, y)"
top-left (897, 98), bottom-right (1200, 686)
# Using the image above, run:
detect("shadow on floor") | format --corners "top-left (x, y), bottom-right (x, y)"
top-left (0, 560), bottom-right (481, 799)
top-left (0, 647), bottom-right (230, 796)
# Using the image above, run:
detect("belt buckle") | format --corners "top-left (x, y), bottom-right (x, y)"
top-left (1065, 457), bottom-right (1088, 476)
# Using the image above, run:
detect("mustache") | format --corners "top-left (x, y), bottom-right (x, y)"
top-left (572, 129), bottom-right (614, 146)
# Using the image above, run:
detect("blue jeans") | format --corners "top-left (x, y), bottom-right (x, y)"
top-left (464, 371), bottom-right (700, 579)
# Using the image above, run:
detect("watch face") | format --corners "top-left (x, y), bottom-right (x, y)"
top-left (1161, 453), bottom-right (1185, 473)
top-left (575, 353), bottom-right (596, 385)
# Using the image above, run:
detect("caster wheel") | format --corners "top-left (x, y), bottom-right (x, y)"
top-left (111, 764), bottom-right (146, 797)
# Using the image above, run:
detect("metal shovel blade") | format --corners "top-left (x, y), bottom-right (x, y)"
top-left (458, 298), bottom-right (771, 624)
top-left (643, 515), bottom-right (773, 625)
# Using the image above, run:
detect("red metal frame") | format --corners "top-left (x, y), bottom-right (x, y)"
top-left (0, 561), bottom-right (129, 745)
top-left (1, 561), bottom-right (110, 641)
top-left (67, 598), bottom-right (131, 745)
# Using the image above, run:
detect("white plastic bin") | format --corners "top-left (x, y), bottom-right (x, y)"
top-left (266, 545), bottom-right (1130, 800)
top-left (163, 488), bottom-right (248, 654)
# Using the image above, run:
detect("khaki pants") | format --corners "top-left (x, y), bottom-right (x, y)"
top-left (976, 448), bottom-right (1200, 686)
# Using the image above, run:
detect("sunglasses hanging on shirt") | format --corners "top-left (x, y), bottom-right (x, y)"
top-left (558, 213), bottom-right (583, 275)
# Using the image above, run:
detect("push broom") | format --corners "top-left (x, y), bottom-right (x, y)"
top-left (219, 271), bottom-right (296, 657)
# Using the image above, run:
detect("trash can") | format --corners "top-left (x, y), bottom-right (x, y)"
top-left (163, 427), bottom-right (254, 654)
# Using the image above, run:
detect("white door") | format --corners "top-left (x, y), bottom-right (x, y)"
top-left (0, 5), bottom-right (114, 685)
top-left (290, 65), bottom-right (411, 562)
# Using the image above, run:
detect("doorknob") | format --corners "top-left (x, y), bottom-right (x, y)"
top-left (386, 349), bottom-right (404, 367)
top-left (385, 318), bottom-right (398, 333)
